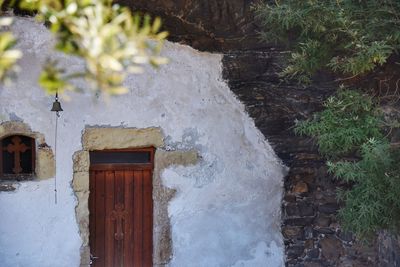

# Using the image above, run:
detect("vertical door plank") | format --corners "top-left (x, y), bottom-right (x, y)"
top-left (123, 170), bottom-right (134, 267)
top-left (114, 170), bottom-right (125, 267)
top-left (143, 170), bottom-right (153, 267)
top-left (94, 171), bottom-right (106, 267)
top-left (105, 171), bottom-right (115, 267)
top-left (133, 170), bottom-right (144, 266)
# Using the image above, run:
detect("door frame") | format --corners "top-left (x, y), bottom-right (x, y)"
top-left (88, 147), bottom-right (155, 266)
top-left (72, 127), bottom-right (197, 267)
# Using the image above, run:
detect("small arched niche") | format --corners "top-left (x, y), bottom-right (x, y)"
top-left (0, 121), bottom-right (55, 186)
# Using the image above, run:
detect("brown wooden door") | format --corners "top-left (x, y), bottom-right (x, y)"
top-left (89, 149), bottom-right (153, 267)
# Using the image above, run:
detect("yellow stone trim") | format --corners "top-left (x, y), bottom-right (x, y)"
top-left (82, 127), bottom-right (164, 150)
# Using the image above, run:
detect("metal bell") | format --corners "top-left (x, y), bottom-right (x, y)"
top-left (51, 100), bottom-right (63, 112)
top-left (51, 93), bottom-right (63, 112)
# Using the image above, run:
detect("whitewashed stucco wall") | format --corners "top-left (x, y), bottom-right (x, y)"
top-left (0, 18), bottom-right (286, 267)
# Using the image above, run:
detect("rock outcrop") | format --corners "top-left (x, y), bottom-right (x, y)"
top-left (119, 0), bottom-right (265, 52)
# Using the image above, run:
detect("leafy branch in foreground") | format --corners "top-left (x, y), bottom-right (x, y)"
top-left (0, 1), bottom-right (22, 82)
top-left (296, 89), bottom-right (400, 239)
top-left (1, 0), bottom-right (168, 95)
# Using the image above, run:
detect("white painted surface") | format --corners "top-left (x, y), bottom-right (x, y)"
top-left (0, 17), bottom-right (285, 267)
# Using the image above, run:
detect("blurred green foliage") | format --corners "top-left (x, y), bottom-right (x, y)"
top-left (0, 0), bottom-right (168, 95)
top-left (0, 0), bottom-right (22, 83)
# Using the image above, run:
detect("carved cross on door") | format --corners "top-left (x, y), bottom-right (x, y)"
top-left (6, 136), bottom-right (30, 174)
top-left (110, 203), bottom-right (129, 241)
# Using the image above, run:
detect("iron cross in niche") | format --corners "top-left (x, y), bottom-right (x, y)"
top-left (6, 136), bottom-right (30, 174)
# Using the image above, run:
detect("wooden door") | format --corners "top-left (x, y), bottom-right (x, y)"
top-left (89, 149), bottom-right (154, 267)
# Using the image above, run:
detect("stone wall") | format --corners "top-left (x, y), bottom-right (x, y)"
top-left (378, 231), bottom-right (400, 267)
top-left (6, 1), bottom-right (400, 265)
top-left (221, 51), bottom-right (378, 266)
top-left (0, 17), bottom-right (285, 267)
top-left (126, 1), bottom-right (399, 266)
